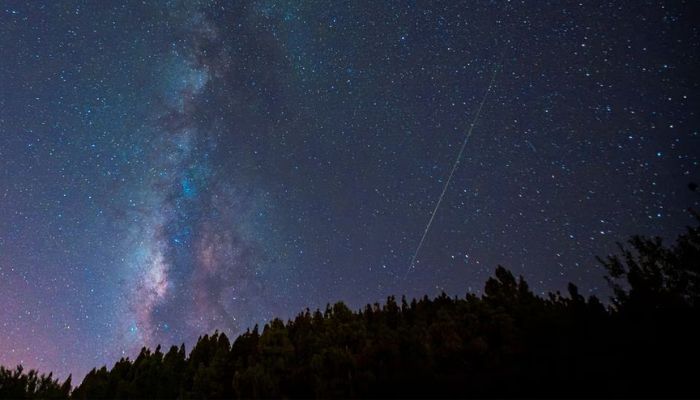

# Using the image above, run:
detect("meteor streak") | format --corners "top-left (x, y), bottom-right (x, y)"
top-left (406, 63), bottom-right (500, 276)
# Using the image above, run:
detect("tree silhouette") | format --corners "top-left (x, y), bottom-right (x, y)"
top-left (598, 215), bottom-right (700, 312)
top-left (0, 365), bottom-right (71, 399)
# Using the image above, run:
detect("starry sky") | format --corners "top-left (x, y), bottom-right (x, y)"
top-left (1, 0), bottom-right (698, 381)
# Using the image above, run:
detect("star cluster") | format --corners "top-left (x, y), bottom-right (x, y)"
top-left (1, 0), bottom-right (698, 380)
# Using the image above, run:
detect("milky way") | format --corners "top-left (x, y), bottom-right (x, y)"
top-left (1, 0), bottom-right (699, 381)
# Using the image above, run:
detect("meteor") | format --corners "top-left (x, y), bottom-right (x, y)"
top-left (406, 62), bottom-right (500, 276)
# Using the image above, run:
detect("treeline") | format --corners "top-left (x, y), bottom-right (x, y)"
top-left (2, 219), bottom-right (699, 398)
top-left (0, 366), bottom-right (70, 399)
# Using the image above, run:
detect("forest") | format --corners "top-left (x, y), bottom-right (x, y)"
top-left (1, 215), bottom-right (698, 398)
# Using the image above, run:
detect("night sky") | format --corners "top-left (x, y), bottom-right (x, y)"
top-left (1, 0), bottom-right (698, 381)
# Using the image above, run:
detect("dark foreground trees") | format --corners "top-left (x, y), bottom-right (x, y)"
top-left (0, 366), bottom-right (70, 399)
top-left (2, 217), bottom-right (699, 398)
